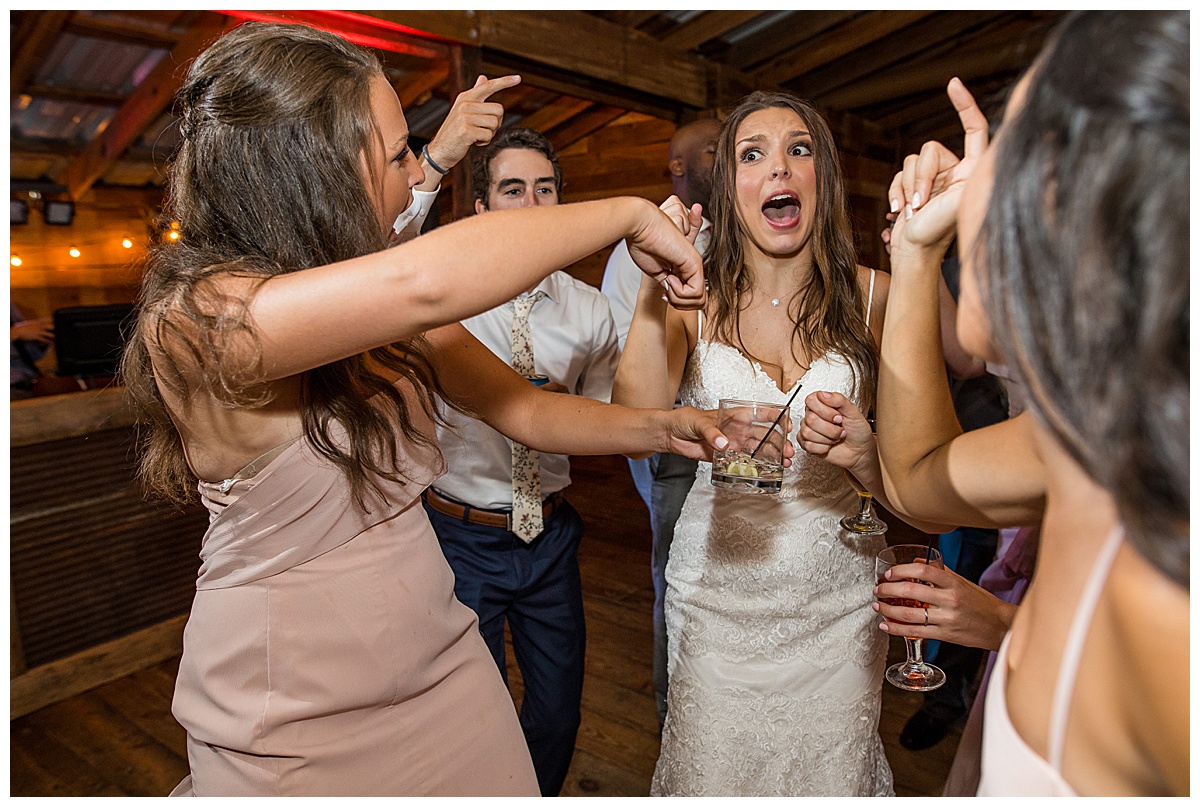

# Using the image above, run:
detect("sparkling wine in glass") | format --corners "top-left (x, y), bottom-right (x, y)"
top-left (875, 544), bottom-right (946, 692)
top-left (840, 470), bottom-right (887, 535)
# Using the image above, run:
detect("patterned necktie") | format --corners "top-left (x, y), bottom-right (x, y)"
top-left (510, 291), bottom-right (546, 541)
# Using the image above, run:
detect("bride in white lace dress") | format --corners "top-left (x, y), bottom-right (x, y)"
top-left (613, 91), bottom-right (947, 796)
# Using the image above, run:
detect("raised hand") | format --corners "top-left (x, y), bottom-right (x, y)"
top-left (887, 78), bottom-right (990, 254)
top-left (798, 390), bottom-right (875, 471)
top-left (425, 74), bottom-right (522, 172)
top-left (627, 199), bottom-right (707, 310)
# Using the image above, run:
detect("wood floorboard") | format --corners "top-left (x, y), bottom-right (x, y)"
top-left (10, 453), bottom-right (964, 797)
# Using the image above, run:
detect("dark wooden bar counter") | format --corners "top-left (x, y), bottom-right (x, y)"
top-left (9, 388), bottom-right (209, 719)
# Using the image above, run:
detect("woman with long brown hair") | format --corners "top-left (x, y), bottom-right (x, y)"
top-left (858, 10), bottom-right (1188, 795)
top-left (612, 92), bottom-right (947, 796)
top-left (123, 21), bottom-right (730, 796)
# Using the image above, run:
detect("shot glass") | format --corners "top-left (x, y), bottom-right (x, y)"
top-left (710, 398), bottom-right (788, 494)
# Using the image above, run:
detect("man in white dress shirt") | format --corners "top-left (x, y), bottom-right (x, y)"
top-left (600, 117), bottom-right (720, 728)
top-left (422, 128), bottom-right (620, 796)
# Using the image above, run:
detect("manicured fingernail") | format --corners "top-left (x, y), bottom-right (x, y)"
top-left (904, 204), bottom-right (913, 220)
top-left (879, 622), bottom-right (890, 632)
top-left (889, 198), bottom-right (900, 213)
top-left (820, 391), bottom-right (832, 400)
top-left (715, 436), bottom-right (729, 449)
top-left (833, 415), bottom-right (843, 425)
top-left (912, 191), bottom-right (922, 208)
top-left (884, 569), bottom-right (892, 580)
top-left (661, 294), bottom-right (668, 302)
top-left (871, 601), bottom-right (880, 611)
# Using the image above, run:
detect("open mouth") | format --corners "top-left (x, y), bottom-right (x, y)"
top-left (761, 192), bottom-right (801, 228)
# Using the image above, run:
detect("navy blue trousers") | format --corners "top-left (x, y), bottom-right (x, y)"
top-left (424, 497), bottom-right (586, 797)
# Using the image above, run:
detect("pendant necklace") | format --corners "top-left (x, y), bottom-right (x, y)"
top-left (771, 298), bottom-right (780, 307)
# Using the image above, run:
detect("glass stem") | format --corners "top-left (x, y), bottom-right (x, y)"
top-left (904, 637), bottom-right (925, 671)
top-left (857, 494), bottom-right (873, 523)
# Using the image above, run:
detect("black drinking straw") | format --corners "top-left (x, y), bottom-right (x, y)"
top-left (923, 533), bottom-right (936, 563)
top-left (749, 384), bottom-right (803, 460)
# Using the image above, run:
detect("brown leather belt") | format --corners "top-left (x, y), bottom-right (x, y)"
top-left (422, 487), bottom-right (564, 531)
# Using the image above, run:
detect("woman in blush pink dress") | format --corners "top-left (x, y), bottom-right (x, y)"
top-left (123, 22), bottom-right (729, 796)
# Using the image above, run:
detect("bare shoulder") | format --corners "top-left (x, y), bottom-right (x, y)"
top-left (1110, 540), bottom-right (1190, 794)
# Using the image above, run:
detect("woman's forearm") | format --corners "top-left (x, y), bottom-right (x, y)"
top-left (619, 273), bottom-right (686, 410)
top-left (876, 244), bottom-right (965, 513)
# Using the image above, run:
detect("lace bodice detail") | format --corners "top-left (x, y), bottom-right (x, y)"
top-left (680, 339), bottom-right (860, 502)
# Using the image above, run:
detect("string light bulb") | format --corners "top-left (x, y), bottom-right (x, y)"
top-left (69, 246), bottom-right (81, 258)
top-left (10, 255), bottom-right (22, 267)
top-left (122, 237), bottom-right (134, 249)
top-left (168, 229), bottom-right (181, 242)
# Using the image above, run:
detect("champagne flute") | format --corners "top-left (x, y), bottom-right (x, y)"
top-left (840, 470), bottom-right (887, 535)
top-left (875, 544), bottom-right (946, 691)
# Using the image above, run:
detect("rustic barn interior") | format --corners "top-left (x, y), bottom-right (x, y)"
top-left (10, 10), bottom-right (1063, 797)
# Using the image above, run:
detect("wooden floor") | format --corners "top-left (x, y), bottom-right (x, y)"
top-left (10, 453), bottom-right (963, 797)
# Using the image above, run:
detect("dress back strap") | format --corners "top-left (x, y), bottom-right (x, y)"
top-left (1047, 526), bottom-right (1124, 769)
top-left (865, 269), bottom-right (876, 333)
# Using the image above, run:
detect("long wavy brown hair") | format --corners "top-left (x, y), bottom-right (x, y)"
top-left (120, 22), bottom-right (455, 508)
top-left (979, 11), bottom-right (1189, 586)
top-left (704, 91), bottom-right (877, 410)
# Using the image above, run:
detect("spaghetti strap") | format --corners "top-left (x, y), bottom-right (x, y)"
top-left (865, 270), bottom-right (876, 332)
top-left (1047, 526), bottom-right (1124, 769)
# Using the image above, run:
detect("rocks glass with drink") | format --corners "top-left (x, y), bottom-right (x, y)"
top-left (710, 398), bottom-right (789, 494)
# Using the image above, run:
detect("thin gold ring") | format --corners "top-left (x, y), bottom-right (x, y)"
top-left (923, 607), bottom-right (929, 627)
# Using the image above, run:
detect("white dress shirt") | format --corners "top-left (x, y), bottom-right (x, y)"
top-left (600, 217), bottom-right (712, 351)
top-left (434, 271), bottom-right (621, 510)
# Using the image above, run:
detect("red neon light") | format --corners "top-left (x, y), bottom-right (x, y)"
top-left (217, 10), bottom-right (448, 58)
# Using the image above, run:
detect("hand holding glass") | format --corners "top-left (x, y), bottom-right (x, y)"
top-left (710, 399), bottom-right (788, 494)
top-left (875, 544), bottom-right (946, 691)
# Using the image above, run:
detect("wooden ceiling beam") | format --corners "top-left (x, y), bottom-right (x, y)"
top-left (11, 11), bottom-right (73, 100)
top-left (357, 10), bottom-right (745, 110)
top-left (754, 10), bottom-right (937, 86)
top-left (608, 11), bottom-right (660, 30)
top-left (547, 105), bottom-right (626, 152)
top-left (391, 61), bottom-right (449, 108)
top-left (518, 97), bottom-right (594, 133)
top-left (825, 32), bottom-right (1048, 113)
top-left (21, 83), bottom-right (128, 108)
top-left (64, 12), bottom-right (184, 48)
top-left (721, 10), bottom-right (858, 73)
top-left (658, 11), bottom-right (760, 52)
top-left (57, 13), bottom-right (231, 201)
top-left (796, 10), bottom-right (1006, 101)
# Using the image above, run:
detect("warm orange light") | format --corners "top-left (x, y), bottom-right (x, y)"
top-left (10, 256), bottom-right (22, 267)
top-left (69, 247), bottom-right (81, 258)
top-left (122, 237), bottom-right (134, 249)
top-left (168, 230), bottom-right (181, 241)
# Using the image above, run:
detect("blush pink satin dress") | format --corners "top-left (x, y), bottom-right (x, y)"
top-left (168, 412), bottom-right (538, 796)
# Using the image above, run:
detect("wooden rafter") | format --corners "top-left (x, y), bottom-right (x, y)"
top-left (720, 10), bottom-right (858, 73)
top-left (658, 11), bottom-right (759, 51)
top-left (829, 31), bottom-right (1049, 113)
top-left (754, 10), bottom-right (936, 86)
top-left (21, 83), bottom-right (128, 108)
top-left (392, 61), bottom-right (449, 109)
top-left (11, 11), bottom-right (73, 100)
top-left (547, 105), bottom-right (626, 151)
top-left (64, 12), bottom-right (184, 48)
top-left (357, 10), bottom-right (743, 110)
top-left (57, 13), bottom-right (230, 201)
top-left (608, 11), bottom-right (660, 30)
top-left (518, 96), bottom-right (593, 133)
top-left (795, 10), bottom-right (1005, 100)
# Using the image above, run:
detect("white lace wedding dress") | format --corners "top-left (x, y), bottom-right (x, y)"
top-left (650, 334), bottom-right (893, 797)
